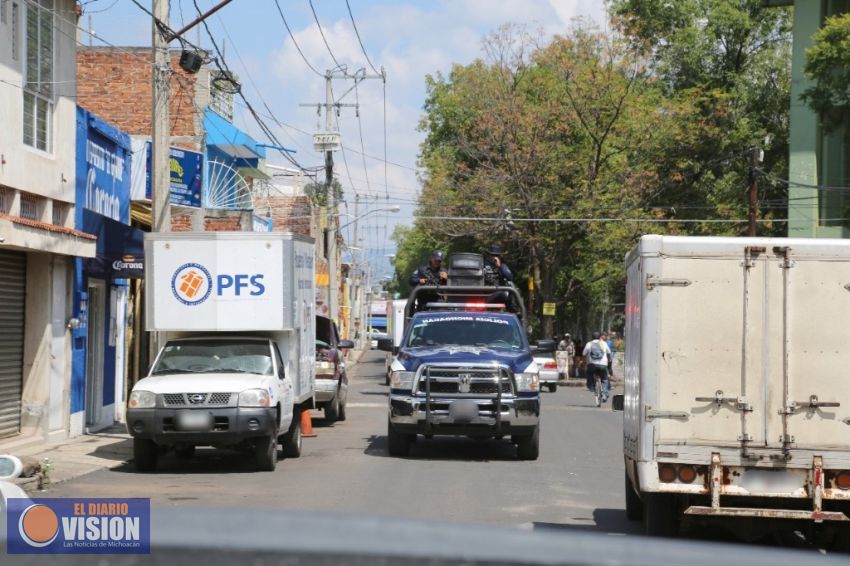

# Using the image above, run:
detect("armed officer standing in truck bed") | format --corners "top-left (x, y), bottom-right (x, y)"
top-left (409, 251), bottom-right (448, 287)
top-left (483, 245), bottom-right (513, 286)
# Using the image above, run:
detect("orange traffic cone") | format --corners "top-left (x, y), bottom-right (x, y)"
top-left (301, 408), bottom-right (316, 438)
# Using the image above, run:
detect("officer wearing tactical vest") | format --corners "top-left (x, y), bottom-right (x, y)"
top-left (483, 245), bottom-right (513, 286)
top-left (409, 251), bottom-right (448, 287)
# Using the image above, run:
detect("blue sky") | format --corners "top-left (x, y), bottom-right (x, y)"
top-left (83, 0), bottom-right (606, 278)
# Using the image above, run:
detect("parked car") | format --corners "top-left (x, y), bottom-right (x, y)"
top-left (369, 328), bottom-right (388, 349)
top-left (315, 316), bottom-right (354, 423)
top-left (534, 355), bottom-right (559, 392)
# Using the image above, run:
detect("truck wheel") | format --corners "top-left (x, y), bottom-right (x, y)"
top-left (338, 398), bottom-right (347, 422)
top-left (133, 438), bottom-right (158, 472)
top-left (384, 372), bottom-right (390, 386)
top-left (387, 420), bottom-right (412, 457)
top-left (515, 426), bottom-right (540, 460)
top-left (324, 393), bottom-right (340, 423)
top-left (255, 435), bottom-right (277, 471)
top-left (175, 445), bottom-right (195, 459)
top-left (281, 413), bottom-right (302, 458)
top-left (625, 471), bottom-right (643, 521)
top-left (548, 383), bottom-right (558, 393)
top-left (642, 493), bottom-right (679, 537)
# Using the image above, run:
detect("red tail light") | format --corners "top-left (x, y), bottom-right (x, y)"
top-left (543, 362), bottom-right (557, 369)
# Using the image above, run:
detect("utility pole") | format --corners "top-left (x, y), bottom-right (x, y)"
top-left (748, 147), bottom-right (763, 237)
top-left (352, 194), bottom-right (360, 347)
top-left (151, 0), bottom-right (170, 232)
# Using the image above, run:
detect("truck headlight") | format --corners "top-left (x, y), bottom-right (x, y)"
top-left (390, 370), bottom-right (416, 390)
top-left (515, 372), bottom-right (539, 392)
top-left (128, 390), bottom-right (156, 409)
top-left (238, 389), bottom-right (271, 407)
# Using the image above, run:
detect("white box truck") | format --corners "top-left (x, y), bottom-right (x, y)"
top-left (127, 232), bottom-right (315, 472)
top-left (618, 235), bottom-right (850, 538)
top-left (383, 298), bottom-right (406, 385)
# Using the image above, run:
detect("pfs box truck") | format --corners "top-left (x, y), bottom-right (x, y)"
top-left (618, 235), bottom-right (850, 540)
top-left (127, 233), bottom-right (315, 472)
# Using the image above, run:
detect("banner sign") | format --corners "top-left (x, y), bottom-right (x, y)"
top-left (143, 142), bottom-right (203, 207)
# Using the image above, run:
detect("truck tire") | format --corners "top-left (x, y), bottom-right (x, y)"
top-left (255, 435), bottom-right (278, 471)
top-left (338, 398), bottom-right (347, 422)
top-left (281, 412), bottom-right (302, 458)
top-left (625, 471), bottom-right (643, 521)
top-left (547, 383), bottom-right (558, 393)
top-left (324, 392), bottom-right (340, 423)
top-left (642, 493), bottom-right (679, 537)
top-left (515, 426), bottom-right (540, 460)
top-left (387, 420), bottom-right (413, 457)
top-left (133, 438), bottom-right (158, 472)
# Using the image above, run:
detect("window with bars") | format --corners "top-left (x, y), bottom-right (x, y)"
top-left (0, 187), bottom-right (10, 213)
top-left (1, 0), bottom-right (8, 24)
top-left (52, 201), bottom-right (66, 226)
top-left (22, 0), bottom-right (53, 152)
top-left (19, 192), bottom-right (40, 221)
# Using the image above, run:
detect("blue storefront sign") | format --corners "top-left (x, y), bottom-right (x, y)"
top-left (144, 142), bottom-right (203, 207)
top-left (73, 107), bottom-right (140, 432)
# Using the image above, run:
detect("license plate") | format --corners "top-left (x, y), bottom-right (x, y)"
top-left (449, 400), bottom-right (479, 422)
top-left (176, 411), bottom-right (213, 431)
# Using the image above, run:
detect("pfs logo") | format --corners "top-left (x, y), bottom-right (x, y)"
top-left (170, 262), bottom-right (267, 306)
top-left (7, 498), bottom-right (151, 554)
top-left (171, 263), bottom-right (213, 305)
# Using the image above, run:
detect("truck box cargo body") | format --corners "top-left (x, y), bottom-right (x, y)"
top-left (622, 235), bottom-right (850, 532)
top-left (145, 232), bottom-right (316, 404)
top-left (128, 233), bottom-right (315, 472)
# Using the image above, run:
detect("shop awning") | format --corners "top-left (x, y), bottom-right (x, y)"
top-left (204, 109), bottom-right (266, 160)
top-left (83, 210), bottom-right (145, 278)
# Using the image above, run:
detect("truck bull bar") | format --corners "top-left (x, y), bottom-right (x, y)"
top-left (684, 453), bottom-right (850, 523)
top-left (421, 365), bottom-right (513, 433)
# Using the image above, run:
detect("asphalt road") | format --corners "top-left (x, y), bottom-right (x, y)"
top-left (42, 351), bottom-right (846, 556)
top-left (44, 350), bottom-right (634, 534)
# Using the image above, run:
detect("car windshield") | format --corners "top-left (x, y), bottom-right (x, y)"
top-left (405, 315), bottom-right (523, 349)
top-left (150, 340), bottom-right (273, 376)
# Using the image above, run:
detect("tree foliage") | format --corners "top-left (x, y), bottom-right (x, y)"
top-left (304, 180), bottom-right (344, 208)
top-left (396, 4), bottom-right (792, 339)
top-left (801, 13), bottom-right (850, 130)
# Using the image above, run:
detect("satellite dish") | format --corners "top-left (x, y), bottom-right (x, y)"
top-left (204, 160), bottom-right (253, 210)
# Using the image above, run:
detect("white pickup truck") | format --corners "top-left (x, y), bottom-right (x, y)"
top-left (127, 233), bottom-right (315, 472)
top-left (616, 235), bottom-right (850, 539)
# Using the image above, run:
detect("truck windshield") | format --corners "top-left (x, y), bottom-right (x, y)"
top-left (151, 340), bottom-right (274, 376)
top-left (405, 316), bottom-right (523, 349)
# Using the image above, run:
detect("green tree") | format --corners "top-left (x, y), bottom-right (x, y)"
top-left (304, 180), bottom-right (343, 208)
top-left (801, 13), bottom-right (850, 131)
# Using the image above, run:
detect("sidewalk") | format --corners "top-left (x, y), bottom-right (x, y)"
top-left (3, 347), bottom-right (372, 494)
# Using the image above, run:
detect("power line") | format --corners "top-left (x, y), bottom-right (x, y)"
top-left (308, 0), bottom-right (341, 69)
top-left (273, 0), bottom-right (323, 77)
top-left (758, 168), bottom-right (850, 192)
top-left (345, 0), bottom-right (380, 76)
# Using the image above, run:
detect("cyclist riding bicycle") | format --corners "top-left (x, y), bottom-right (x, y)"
top-left (583, 331), bottom-right (611, 406)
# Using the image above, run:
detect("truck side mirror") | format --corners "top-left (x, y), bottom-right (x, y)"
top-left (338, 340), bottom-right (354, 350)
top-left (377, 338), bottom-right (394, 352)
top-left (612, 394), bottom-right (624, 411)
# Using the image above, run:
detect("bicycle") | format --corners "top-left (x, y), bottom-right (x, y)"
top-left (594, 373), bottom-right (603, 407)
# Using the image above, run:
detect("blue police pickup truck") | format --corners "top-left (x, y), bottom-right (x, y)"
top-left (378, 253), bottom-right (554, 460)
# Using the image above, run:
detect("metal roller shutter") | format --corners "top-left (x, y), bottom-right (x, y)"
top-left (0, 250), bottom-right (26, 438)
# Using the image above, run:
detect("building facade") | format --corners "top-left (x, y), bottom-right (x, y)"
top-left (0, 0), bottom-right (96, 445)
top-left (778, 0), bottom-right (850, 236)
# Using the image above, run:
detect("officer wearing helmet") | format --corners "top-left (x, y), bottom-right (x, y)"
top-left (409, 251), bottom-right (448, 287)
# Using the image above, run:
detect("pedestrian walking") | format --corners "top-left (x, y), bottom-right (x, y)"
top-left (556, 333), bottom-right (575, 379)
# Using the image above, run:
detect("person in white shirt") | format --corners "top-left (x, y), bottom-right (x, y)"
top-left (582, 331), bottom-right (611, 402)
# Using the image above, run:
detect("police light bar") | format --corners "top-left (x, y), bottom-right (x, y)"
top-left (424, 303), bottom-right (507, 309)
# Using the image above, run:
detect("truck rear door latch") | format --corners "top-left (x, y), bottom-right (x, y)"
top-left (646, 275), bottom-right (692, 290)
top-left (694, 390), bottom-right (753, 412)
top-left (780, 395), bottom-right (840, 415)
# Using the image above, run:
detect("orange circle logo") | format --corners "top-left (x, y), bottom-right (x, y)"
top-left (18, 504), bottom-right (60, 547)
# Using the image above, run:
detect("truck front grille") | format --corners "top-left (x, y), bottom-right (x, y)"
top-left (416, 365), bottom-right (513, 396)
top-left (161, 393), bottom-right (233, 407)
